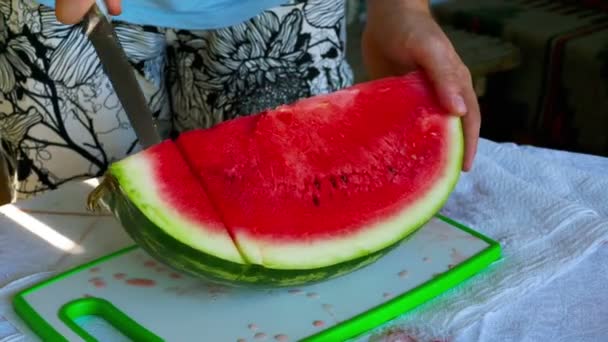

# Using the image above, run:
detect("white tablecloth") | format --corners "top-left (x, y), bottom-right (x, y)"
top-left (1, 139), bottom-right (608, 342)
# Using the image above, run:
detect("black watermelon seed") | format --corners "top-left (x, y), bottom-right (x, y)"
top-left (314, 178), bottom-right (321, 190)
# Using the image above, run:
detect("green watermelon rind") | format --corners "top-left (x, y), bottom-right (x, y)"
top-left (94, 175), bottom-right (405, 287)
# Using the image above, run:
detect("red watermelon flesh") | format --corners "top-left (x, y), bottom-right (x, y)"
top-left (176, 72), bottom-right (463, 269)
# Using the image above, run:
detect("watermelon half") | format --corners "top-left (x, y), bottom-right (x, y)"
top-left (89, 71), bottom-right (464, 287)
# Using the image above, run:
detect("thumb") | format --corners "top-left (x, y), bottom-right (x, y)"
top-left (430, 67), bottom-right (469, 116)
top-left (426, 63), bottom-right (470, 116)
top-left (55, 0), bottom-right (122, 24)
top-left (411, 38), bottom-right (470, 116)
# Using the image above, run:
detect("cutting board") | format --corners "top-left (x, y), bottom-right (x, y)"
top-left (13, 215), bottom-right (501, 342)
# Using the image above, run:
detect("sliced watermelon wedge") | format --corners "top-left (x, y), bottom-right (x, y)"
top-left (176, 73), bottom-right (463, 270)
top-left (90, 71), bottom-right (464, 286)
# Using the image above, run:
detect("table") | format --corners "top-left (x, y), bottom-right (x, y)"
top-left (2, 139), bottom-right (608, 342)
top-left (0, 179), bottom-right (134, 341)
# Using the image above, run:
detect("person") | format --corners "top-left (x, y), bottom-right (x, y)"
top-left (0, 0), bottom-right (479, 201)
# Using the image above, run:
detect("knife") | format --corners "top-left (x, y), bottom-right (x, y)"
top-left (82, 1), bottom-right (162, 148)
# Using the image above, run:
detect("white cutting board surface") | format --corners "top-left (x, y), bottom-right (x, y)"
top-left (15, 216), bottom-right (500, 342)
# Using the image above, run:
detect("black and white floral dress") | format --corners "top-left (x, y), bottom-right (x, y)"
top-left (0, 0), bottom-right (352, 200)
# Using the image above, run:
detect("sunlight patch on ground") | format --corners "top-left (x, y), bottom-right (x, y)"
top-left (0, 204), bottom-right (84, 254)
top-left (83, 178), bottom-right (101, 188)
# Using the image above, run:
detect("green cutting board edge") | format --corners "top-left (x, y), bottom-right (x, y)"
top-left (12, 215), bottom-right (501, 342)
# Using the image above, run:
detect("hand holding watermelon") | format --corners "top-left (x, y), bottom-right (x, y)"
top-left (362, 0), bottom-right (480, 172)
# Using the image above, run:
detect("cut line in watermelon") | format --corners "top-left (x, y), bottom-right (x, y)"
top-left (95, 141), bottom-right (244, 265)
top-left (89, 71), bottom-right (464, 286)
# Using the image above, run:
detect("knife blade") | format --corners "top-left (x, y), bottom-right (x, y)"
top-left (82, 2), bottom-right (161, 148)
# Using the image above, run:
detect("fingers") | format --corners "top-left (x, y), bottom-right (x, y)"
top-left (106, 0), bottom-right (122, 16)
top-left (409, 32), bottom-right (480, 171)
top-left (460, 81), bottom-right (481, 171)
top-left (55, 0), bottom-right (95, 24)
top-left (55, 0), bottom-right (122, 24)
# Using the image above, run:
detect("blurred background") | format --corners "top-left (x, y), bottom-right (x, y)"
top-left (346, 0), bottom-right (608, 158)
